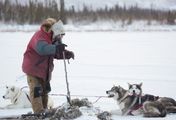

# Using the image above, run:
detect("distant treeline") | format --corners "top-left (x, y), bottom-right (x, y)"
top-left (0, 0), bottom-right (175, 25)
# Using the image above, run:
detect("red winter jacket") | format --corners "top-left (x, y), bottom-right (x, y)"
top-left (22, 27), bottom-right (55, 81)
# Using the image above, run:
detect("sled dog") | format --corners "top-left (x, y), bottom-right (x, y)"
top-left (127, 83), bottom-right (143, 96)
top-left (128, 83), bottom-right (176, 115)
top-left (2, 85), bottom-right (54, 109)
top-left (106, 84), bottom-right (167, 117)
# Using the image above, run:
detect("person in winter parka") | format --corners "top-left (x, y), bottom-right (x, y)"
top-left (22, 18), bottom-right (74, 114)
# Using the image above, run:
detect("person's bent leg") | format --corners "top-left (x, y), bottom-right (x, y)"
top-left (27, 75), bottom-right (44, 113)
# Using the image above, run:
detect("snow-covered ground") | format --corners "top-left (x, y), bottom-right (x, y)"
top-left (0, 31), bottom-right (176, 119)
top-left (1, 21), bottom-right (176, 32)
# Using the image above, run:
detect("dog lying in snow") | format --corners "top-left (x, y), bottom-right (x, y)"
top-left (127, 83), bottom-right (176, 116)
top-left (106, 83), bottom-right (176, 117)
top-left (2, 85), bottom-right (54, 109)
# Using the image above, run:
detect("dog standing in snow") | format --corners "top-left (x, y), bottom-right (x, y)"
top-left (2, 85), bottom-right (53, 109)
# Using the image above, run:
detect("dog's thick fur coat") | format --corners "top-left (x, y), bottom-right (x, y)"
top-left (128, 83), bottom-right (176, 115)
top-left (106, 85), bottom-right (173, 117)
top-left (2, 86), bottom-right (53, 109)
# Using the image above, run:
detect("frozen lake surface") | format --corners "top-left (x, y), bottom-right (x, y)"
top-left (0, 31), bottom-right (176, 119)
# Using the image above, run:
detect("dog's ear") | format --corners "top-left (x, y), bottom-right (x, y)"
top-left (11, 86), bottom-right (15, 92)
top-left (139, 82), bottom-right (143, 87)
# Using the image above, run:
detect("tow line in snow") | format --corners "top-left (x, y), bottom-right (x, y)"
top-left (49, 93), bottom-right (108, 104)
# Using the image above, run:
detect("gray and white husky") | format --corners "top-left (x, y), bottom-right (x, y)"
top-left (128, 83), bottom-right (176, 115)
top-left (106, 84), bottom-right (170, 117)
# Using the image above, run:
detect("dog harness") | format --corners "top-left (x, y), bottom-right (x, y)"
top-left (128, 94), bottom-right (159, 115)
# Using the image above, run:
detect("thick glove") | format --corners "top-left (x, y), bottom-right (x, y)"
top-left (64, 50), bottom-right (75, 59)
top-left (55, 44), bottom-right (66, 59)
top-left (56, 43), bottom-right (67, 53)
top-left (55, 50), bottom-right (74, 60)
top-left (52, 35), bottom-right (62, 45)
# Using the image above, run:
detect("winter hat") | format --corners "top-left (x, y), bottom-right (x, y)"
top-left (51, 20), bottom-right (65, 38)
top-left (42, 18), bottom-right (57, 27)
